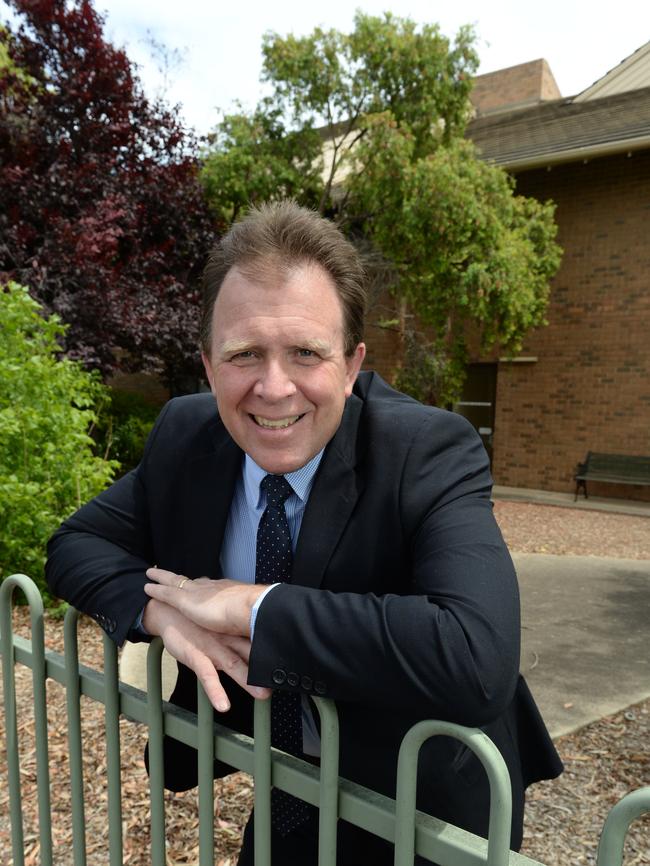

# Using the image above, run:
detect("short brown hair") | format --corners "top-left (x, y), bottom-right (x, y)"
top-left (200, 201), bottom-right (366, 357)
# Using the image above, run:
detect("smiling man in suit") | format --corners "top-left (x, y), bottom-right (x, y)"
top-left (47, 201), bottom-right (561, 865)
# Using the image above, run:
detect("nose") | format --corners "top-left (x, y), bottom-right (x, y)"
top-left (253, 358), bottom-right (297, 402)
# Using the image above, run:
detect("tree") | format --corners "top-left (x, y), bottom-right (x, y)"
top-left (0, 0), bottom-right (219, 390)
top-left (201, 12), bottom-right (562, 403)
top-left (0, 283), bottom-right (116, 601)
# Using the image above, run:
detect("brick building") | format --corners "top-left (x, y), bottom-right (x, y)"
top-left (465, 46), bottom-right (650, 500)
top-left (367, 47), bottom-right (650, 501)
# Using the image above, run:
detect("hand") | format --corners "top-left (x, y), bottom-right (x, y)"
top-left (142, 597), bottom-right (271, 712)
top-left (144, 567), bottom-right (268, 637)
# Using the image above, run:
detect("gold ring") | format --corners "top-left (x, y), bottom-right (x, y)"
top-left (177, 577), bottom-right (188, 589)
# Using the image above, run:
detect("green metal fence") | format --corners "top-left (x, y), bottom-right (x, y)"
top-left (1, 573), bottom-right (648, 866)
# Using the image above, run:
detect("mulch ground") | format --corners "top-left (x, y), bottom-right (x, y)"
top-left (1, 500), bottom-right (649, 865)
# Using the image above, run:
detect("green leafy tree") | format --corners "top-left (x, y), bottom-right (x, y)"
top-left (201, 104), bottom-right (324, 224)
top-left (201, 12), bottom-right (562, 403)
top-left (0, 283), bottom-right (117, 601)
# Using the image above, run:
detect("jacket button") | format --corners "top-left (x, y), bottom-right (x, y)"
top-left (107, 619), bottom-right (116, 633)
top-left (314, 680), bottom-right (327, 695)
top-left (301, 676), bottom-right (313, 692)
top-left (272, 668), bottom-right (287, 685)
top-left (287, 671), bottom-right (299, 687)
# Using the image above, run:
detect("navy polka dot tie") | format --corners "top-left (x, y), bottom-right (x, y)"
top-left (256, 474), bottom-right (311, 835)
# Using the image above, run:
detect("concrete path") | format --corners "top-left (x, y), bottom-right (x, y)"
top-left (494, 485), bottom-right (650, 517)
top-left (514, 552), bottom-right (650, 737)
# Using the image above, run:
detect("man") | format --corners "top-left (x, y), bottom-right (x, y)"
top-left (47, 201), bottom-right (562, 865)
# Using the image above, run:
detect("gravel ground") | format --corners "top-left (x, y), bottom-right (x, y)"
top-left (1, 501), bottom-right (649, 865)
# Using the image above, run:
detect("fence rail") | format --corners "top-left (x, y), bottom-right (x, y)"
top-left (1, 573), bottom-right (648, 866)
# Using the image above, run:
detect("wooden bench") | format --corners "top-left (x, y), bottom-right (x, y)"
top-left (574, 452), bottom-right (650, 500)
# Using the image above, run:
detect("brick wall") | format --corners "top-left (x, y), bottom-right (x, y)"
top-left (492, 149), bottom-right (650, 499)
top-left (471, 59), bottom-right (561, 115)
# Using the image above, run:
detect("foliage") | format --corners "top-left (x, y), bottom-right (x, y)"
top-left (348, 131), bottom-right (562, 397)
top-left (0, 283), bottom-right (116, 601)
top-left (201, 104), bottom-right (324, 224)
top-left (93, 388), bottom-right (160, 476)
top-left (0, 0), bottom-right (219, 391)
top-left (394, 331), bottom-right (467, 408)
top-left (201, 12), bottom-right (562, 403)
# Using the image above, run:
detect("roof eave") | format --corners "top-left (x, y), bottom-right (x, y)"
top-left (490, 134), bottom-right (650, 172)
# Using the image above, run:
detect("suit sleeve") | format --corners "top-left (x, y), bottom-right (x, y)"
top-left (248, 412), bottom-right (520, 728)
top-left (45, 403), bottom-right (172, 646)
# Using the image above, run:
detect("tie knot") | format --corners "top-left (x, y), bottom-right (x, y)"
top-left (261, 474), bottom-right (293, 508)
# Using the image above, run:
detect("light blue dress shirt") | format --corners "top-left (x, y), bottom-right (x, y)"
top-left (220, 449), bottom-right (325, 755)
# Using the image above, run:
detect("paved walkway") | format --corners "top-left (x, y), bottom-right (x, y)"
top-left (493, 485), bottom-right (650, 517)
top-left (515, 552), bottom-right (650, 737)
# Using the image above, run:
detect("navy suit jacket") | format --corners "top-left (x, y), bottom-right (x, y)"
top-left (46, 371), bottom-right (562, 846)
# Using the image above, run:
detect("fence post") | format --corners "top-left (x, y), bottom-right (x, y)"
top-left (313, 697), bottom-right (340, 866)
top-left (64, 606), bottom-right (87, 866)
top-left (198, 683), bottom-right (216, 866)
top-left (254, 697), bottom-right (273, 866)
top-left (103, 632), bottom-right (123, 865)
top-left (394, 720), bottom-right (512, 866)
top-left (1, 574), bottom-right (54, 866)
top-left (596, 786), bottom-right (650, 866)
top-left (147, 638), bottom-right (167, 866)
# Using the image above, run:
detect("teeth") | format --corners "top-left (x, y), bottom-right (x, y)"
top-left (254, 415), bottom-right (301, 429)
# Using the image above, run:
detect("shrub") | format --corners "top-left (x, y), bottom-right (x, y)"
top-left (93, 389), bottom-right (161, 476)
top-left (0, 283), bottom-right (117, 602)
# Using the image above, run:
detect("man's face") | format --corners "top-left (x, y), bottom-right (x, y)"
top-left (202, 260), bottom-right (365, 475)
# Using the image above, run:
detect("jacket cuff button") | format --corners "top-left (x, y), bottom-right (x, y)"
top-left (272, 668), bottom-right (287, 685)
top-left (300, 676), bottom-right (313, 691)
top-left (314, 680), bottom-right (327, 695)
top-left (287, 672), bottom-right (300, 687)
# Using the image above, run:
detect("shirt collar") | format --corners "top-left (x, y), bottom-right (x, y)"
top-left (244, 450), bottom-right (325, 510)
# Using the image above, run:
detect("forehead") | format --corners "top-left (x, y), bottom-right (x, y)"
top-left (212, 261), bottom-right (345, 337)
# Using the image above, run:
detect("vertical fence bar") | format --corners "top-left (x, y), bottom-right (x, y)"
top-left (312, 697), bottom-right (340, 866)
top-left (146, 639), bottom-right (167, 866)
top-left (103, 633), bottom-right (123, 866)
top-left (596, 786), bottom-right (650, 866)
top-left (0, 576), bottom-right (26, 866)
top-left (393, 721), bottom-right (512, 866)
top-left (64, 606), bottom-right (87, 866)
top-left (253, 698), bottom-right (272, 866)
top-left (198, 684), bottom-right (215, 866)
top-left (26, 577), bottom-right (54, 866)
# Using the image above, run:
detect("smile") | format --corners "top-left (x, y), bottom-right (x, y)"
top-left (252, 414), bottom-right (304, 429)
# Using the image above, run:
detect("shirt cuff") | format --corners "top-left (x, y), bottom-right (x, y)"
top-left (126, 605), bottom-right (153, 643)
top-left (250, 583), bottom-right (280, 638)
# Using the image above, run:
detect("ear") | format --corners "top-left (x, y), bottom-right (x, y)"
top-left (344, 343), bottom-right (366, 397)
top-left (201, 351), bottom-right (217, 395)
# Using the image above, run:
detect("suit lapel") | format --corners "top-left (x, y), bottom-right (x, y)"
top-left (180, 419), bottom-right (242, 580)
top-left (293, 394), bottom-right (364, 589)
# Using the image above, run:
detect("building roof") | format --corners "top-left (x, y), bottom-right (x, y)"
top-left (468, 86), bottom-right (650, 171)
top-left (574, 40), bottom-right (650, 102)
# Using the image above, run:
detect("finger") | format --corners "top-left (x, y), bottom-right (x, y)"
top-left (218, 634), bottom-right (253, 663)
top-left (144, 582), bottom-right (184, 609)
top-left (186, 648), bottom-right (231, 712)
top-left (208, 644), bottom-right (270, 701)
top-left (146, 567), bottom-right (185, 587)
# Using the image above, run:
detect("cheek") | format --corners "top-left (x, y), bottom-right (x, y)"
top-left (213, 369), bottom-right (253, 407)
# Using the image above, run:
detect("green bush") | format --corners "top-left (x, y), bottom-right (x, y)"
top-left (93, 388), bottom-right (161, 476)
top-left (0, 283), bottom-right (117, 602)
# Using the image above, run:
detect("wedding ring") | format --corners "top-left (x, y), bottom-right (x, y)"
top-left (177, 577), bottom-right (189, 589)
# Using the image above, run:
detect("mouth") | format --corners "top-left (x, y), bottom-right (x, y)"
top-left (251, 414), bottom-right (304, 429)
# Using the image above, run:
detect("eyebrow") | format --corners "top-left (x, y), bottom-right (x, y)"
top-left (219, 337), bottom-right (334, 356)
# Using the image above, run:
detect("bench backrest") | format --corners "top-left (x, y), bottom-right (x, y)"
top-left (585, 452), bottom-right (650, 480)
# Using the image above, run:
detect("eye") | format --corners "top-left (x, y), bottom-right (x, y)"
top-left (295, 347), bottom-right (321, 364)
top-left (228, 350), bottom-right (257, 365)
